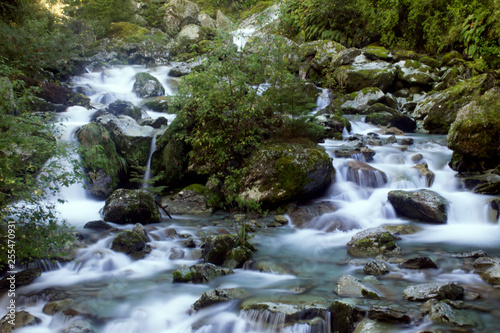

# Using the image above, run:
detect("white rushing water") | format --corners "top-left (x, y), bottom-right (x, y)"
top-left (2, 65), bottom-right (500, 333)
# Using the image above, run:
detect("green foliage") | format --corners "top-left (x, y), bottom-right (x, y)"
top-left (0, 61), bottom-right (80, 269)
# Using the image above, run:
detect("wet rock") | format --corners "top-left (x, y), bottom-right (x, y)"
top-left (347, 227), bottom-right (401, 257)
top-left (111, 230), bottom-right (151, 259)
top-left (202, 235), bottom-right (254, 268)
top-left (305, 212), bottom-right (361, 232)
top-left (0, 311), bottom-right (41, 333)
top-left (411, 153), bottom-right (424, 164)
top-left (353, 318), bottom-right (387, 333)
top-left (192, 288), bottom-right (248, 311)
top-left (256, 262), bottom-right (288, 274)
top-left (448, 87), bottom-right (500, 172)
top-left (367, 305), bottom-right (418, 323)
top-left (132, 72), bottom-right (165, 98)
top-left (287, 202), bottom-right (338, 228)
top-left (382, 224), bottom-right (421, 235)
top-left (344, 160), bottom-right (388, 188)
top-left (334, 147), bottom-right (376, 162)
top-left (330, 300), bottom-right (357, 333)
top-left (387, 189), bottom-right (449, 224)
top-left (363, 260), bottom-right (389, 276)
top-left (43, 299), bottom-right (73, 315)
top-left (169, 247), bottom-right (185, 260)
top-left (336, 275), bottom-right (381, 299)
top-left (183, 237), bottom-right (196, 248)
top-left (234, 141), bottom-right (334, 208)
top-left (161, 184), bottom-right (219, 215)
top-left (173, 263), bottom-right (234, 284)
top-left (400, 138), bottom-right (414, 146)
top-left (20, 76), bottom-right (90, 108)
top-left (429, 302), bottom-right (481, 328)
top-left (400, 257), bottom-right (438, 269)
top-left (448, 250), bottom-right (487, 258)
top-left (366, 112), bottom-right (417, 133)
top-left (486, 199), bottom-right (500, 222)
top-left (103, 188), bottom-right (160, 224)
top-left (168, 58), bottom-right (205, 77)
top-left (314, 114), bottom-right (351, 139)
top-left (274, 215), bottom-right (289, 225)
top-left (456, 172), bottom-right (500, 195)
top-left (473, 257), bottom-right (500, 285)
top-left (402, 282), bottom-right (464, 301)
top-left (340, 62), bottom-right (397, 93)
top-left (132, 223), bottom-right (150, 242)
top-left (84, 220), bottom-right (117, 231)
top-left (62, 319), bottom-right (94, 333)
top-left (106, 99), bottom-right (143, 121)
top-left (413, 163), bottom-right (435, 187)
top-left (378, 127), bottom-right (405, 136)
top-left (0, 268), bottom-right (42, 291)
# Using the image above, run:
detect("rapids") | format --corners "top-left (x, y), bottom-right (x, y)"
top-left (1, 65), bottom-right (500, 333)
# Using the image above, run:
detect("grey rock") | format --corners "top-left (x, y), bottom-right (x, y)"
top-left (336, 275), bottom-right (381, 299)
top-left (388, 189), bottom-right (449, 223)
top-left (192, 288), bottom-right (248, 311)
top-left (363, 260), bottom-right (389, 276)
top-left (173, 263), bottom-right (234, 283)
top-left (402, 282), bottom-right (464, 301)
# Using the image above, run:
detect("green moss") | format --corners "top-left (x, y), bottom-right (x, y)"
top-left (364, 45), bottom-right (391, 60)
top-left (355, 238), bottom-right (374, 249)
top-left (66, 92), bottom-right (91, 108)
top-left (404, 59), bottom-right (421, 69)
top-left (419, 55), bottom-right (441, 68)
top-left (361, 289), bottom-right (381, 300)
top-left (184, 183), bottom-right (221, 207)
top-left (378, 232), bottom-right (396, 250)
top-left (441, 51), bottom-right (463, 66)
top-left (107, 22), bottom-right (150, 42)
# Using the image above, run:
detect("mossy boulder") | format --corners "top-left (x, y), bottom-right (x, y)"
top-left (447, 88), bottom-right (500, 172)
top-left (346, 227), bottom-right (401, 257)
top-left (161, 184), bottom-right (220, 215)
top-left (365, 111), bottom-right (417, 133)
top-left (192, 288), bottom-right (248, 311)
top-left (343, 160), bottom-right (388, 188)
top-left (106, 100), bottom-right (143, 121)
top-left (107, 22), bottom-right (149, 41)
top-left (163, 0), bottom-right (200, 30)
top-left (202, 234), bottom-right (254, 268)
top-left (402, 282), bottom-right (464, 301)
top-left (132, 72), bottom-right (165, 98)
top-left (20, 76), bottom-right (90, 108)
top-left (140, 96), bottom-right (172, 113)
top-left (314, 114), bottom-right (351, 139)
top-left (363, 45), bottom-right (392, 61)
top-left (234, 140), bottom-right (334, 208)
top-left (111, 230), bottom-right (151, 259)
top-left (330, 87), bottom-right (385, 114)
top-left (76, 123), bottom-right (124, 198)
top-left (388, 189), bottom-right (449, 224)
top-left (340, 63), bottom-right (397, 93)
top-left (102, 188), bottom-right (161, 224)
top-left (395, 60), bottom-right (436, 88)
top-left (413, 73), bottom-right (495, 134)
top-left (173, 263), bottom-right (234, 284)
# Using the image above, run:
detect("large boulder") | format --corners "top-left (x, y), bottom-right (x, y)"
top-left (413, 73), bottom-right (495, 134)
top-left (395, 60), bottom-right (436, 88)
top-left (346, 227), bottom-right (401, 257)
top-left (96, 114), bottom-right (155, 169)
top-left (402, 282), bottom-right (464, 301)
top-left (192, 288), bottom-right (248, 311)
top-left (160, 184), bottom-right (220, 215)
top-left (387, 190), bottom-right (449, 224)
top-left (365, 111), bottom-right (417, 133)
top-left (163, 0), bottom-right (199, 30)
top-left (111, 230), bottom-right (151, 259)
top-left (20, 76), bottom-right (90, 108)
top-left (173, 263), bottom-right (234, 283)
top-left (233, 141), bottom-right (334, 208)
top-left (473, 257), bottom-right (500, 285)
top-left (102, 188), bottom-right (161, 224)
top-left (132, 72), bottom-right (165, 98)
top-left (76, 123), bottom-right (124, 198)
top-left (201, 235), bottom-right (254, 268)
top-left (447, 87), bottom-right (500, 172)
top-left (298, 40), bottom-right (346, 80)
top-left (343, 160), bottom-right (388, 188)
top-left (0, 311), bottom-right (41, 333)
top-left (106, 100), bottom-right (143, 120)
top-left (339, 62), bottom-right (397, 93)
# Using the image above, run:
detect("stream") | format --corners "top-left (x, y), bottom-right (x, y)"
top-left (1, 64), bottom-right (500, 333)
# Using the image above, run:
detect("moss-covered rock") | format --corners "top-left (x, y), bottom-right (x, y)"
top-left (340, 64), bottom-right (397, 93)
top-left (447, 87), bottom-right (500, 172)
top-left (106, 100), bottom-right (143, 121)
top-left (76, 123), bottom-right (124, 198)
top-left (140, 96), bottom-right (172, 113)
top-left (132, 72), bottom-right (165, 98)
top-left (192, 288), bottom-right (248, 311)
top-left (365, 111), bottom-right (417, 133)
top-left (395, 60), bottom-right (436, 88)
top-left (163, 0), bottom-right (200, 30)
top-left (161, 184), bottom-right (220, 214)
top-left (20, 76), bottom-right (90, 108)
top-left (202, 234), bottom-right (254, 268)
top-left (414, 73), bottom-right (495, 134)
top-left (103, 188), bottom-right (161, 224)
top-left (173, 263), bottom-right (234, 284)
top-left (346, 227), bottom-right (401, 257)
top-left (0, 311), bottom-right (41, 333)
top-left (111, 230), bottom-right (151, 259)
top-left (233, 140), bottom-right (334, 208)
top-left (107, 22), bottom-right (150, 41)
top-left (363, 45), bottom-right (392, 61)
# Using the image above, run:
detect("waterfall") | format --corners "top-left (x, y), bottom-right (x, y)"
top-left (142, 134), bottom-right (157, 187)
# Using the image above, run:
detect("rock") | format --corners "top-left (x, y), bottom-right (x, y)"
top-left (177, 24), bottom-right (202, 42)
top-left (0, 268), bottom-right (42, 291)
top-left (111, 230), bottom-right (151, 259)
top-left (353, 318), bottom-right (386, 333)
top-left (76, 123), bottom-right (123, 198)
top-left (340, 62), bottom-right (397, 93)
top-left (429, 302), bottom-right (481, 328)
top-left (161, 184), bottom-right (219, 215)
top-left (169, 247), bottom-right (185, 259)
top-left (378, 127), bottom-right (405, 135)
top-left (314, 114), bottom-right (351, 139)
top-left (84, 220), bottom-right (116, 230)
top-left (198, 12), bottom-right (216, 29)
top-left (473, 257), bottom-right (500, 285)
top-left (96, 114), bottom-right (156, 170)
top-left (447, 87), bottom-right (500, 172)
top-left (132, 72), bottom-right (165, 98)
top-left (138, 116), bottom-right (169, 129)
top-left (411, 153), bottom-right (424, 163)
top-left (455, 172), bottom-right (500, 195)
top-left (163, 0), bottom-right (199, 30)
top-left (363, 260), bottom-right (389, 276)
top-left (103, 188), bottom-right (161, 224)
top-left (106, 100), bottom-right (143, 120)
top-left (400, 138), bottom-right (414, 145)
top-left (334, 147), bottom-right (376, 162)
top-left (387, 190), bottom-right (449, 224)
top-left (334, 87), bottom-right (385, 113)
top-left (365, 111), bottom-right (417, 133)
top-left (413, 163), bottom-right (435, 187)
top-left (168, 57), bottom-right (205, 77)
top-left (30, 96), bottom-right (67, 112)
top-left (62, 319), bottom-right (94, 333)
top-left (201, 235), bottom-right (253, 268)
top-left (299, 40), bottom-right (346, 77)
top-left (367, 305), bottom-right (417, 323)
top-left (20, 76), bottom-right (90, 108)
top-left (216, 10), bottom-right (232, 29)
top-left (0, 311), bottom-right (41, 333)
top-left (486, 199), bottom-right (500, 222)
top-left (274, 215), bottom-right (289, 225)
top-left (288, 202), bottom-right (338, 228)
top-left (396, 60), bottom-right (436, 88)
top-left (382, 224), bottom-right (421, 235)
top-left (402, 282), bottom-right (464, 301)
top-left (347, 227), bottom-right (401, 257)
top-left (234, 141), bottom-right (334, 208)
top-left (192, 288), bottom-right (248, 311)
top-left (302, 211), bottom-right (361, 232)
top-left (344, 160), bottom-right (388, 188)
top-left (413, 73), bottom-right (494, 134)
top-left (332, 48), bottom-right (362, 67)
top-left (173, 263), bottom-right (234, 283)
top-left (256, 262), bottom-right (288, 274)
top-left (43, 299), bottom-right (73, 315)
top-left (363, 45), bottom-right (392, 61)
top-left (132, 223), bottom-right (150, 242)
top-left (330, 301), bottom-right (357, 333)
top-left (401, 257), bottom-right (438, 269)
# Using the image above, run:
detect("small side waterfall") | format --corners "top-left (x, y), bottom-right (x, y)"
top-left (142, 134), bottom-right (157, 187)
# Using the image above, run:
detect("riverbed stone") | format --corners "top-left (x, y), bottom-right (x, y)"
top-left (0, 268), bottom-right (42, 291)
top-left (288, 202), bottom-right (338, 228)
top-left (103, 188), bottom-right (161, 224)
top-left (43, 299), bottom-right (74, 315)
top-left (111, 230), bottom-right (151, 259)
top-left (428, 302), bottom-right (481, 328)
top-left (447, 87), bottom-right (500, 172)
top-left (202, 234), bottom-right (254, 268)
top-left (173, 263), bottom-right (234, 284)
top-left (347, 227), bottom-right (401, 257)
top-left (160, 184), bottom-right (219, 215)
top-left (234, 141), bottom-right (334, 208)
top-left (402, 282), bottom-right (464, 301)
top-left (400, 257), bottom-right (438, 269)
top-left (334, 147), bottom-right (376, 162)
top-left (486, 199), bottom-right (500, 222)
top-left (132, 72), bottom-right (165, 98)
top-left (353, 318), bottom-right (388, 333)
top-left (363, 260), bottom-right (389, 276)
top-left (0, 311), bottom-right (41, 333)
top-left (344, 160), bottom-right (388, 188)
top-left (106, 99), bottom-right (143, 121)
top-left (387, 190), bottom-right (449, 223)
top-left (62, 319), bottom-right (94, 333)
top-left (413, 163), bottom-right (435, 187)
top-left (336, 275), bottom-right (381, 299)
top-left (192, 288), bottom-right (248, 311)
top-left (473, 257), bottom-right (500, 285)
top-left (365, 111), bottom-right (417, 133)
top-left (367, 305), bottom-right (418, 323)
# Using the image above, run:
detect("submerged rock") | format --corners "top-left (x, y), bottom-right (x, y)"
top-left (400, 257), bottom-right (438, 269)
top-left (192, 288), bottom-right (248, 311)
top-left (428, 302), bottom-right (481, 328)
top-left (363, 260), bottom-right (389, 276)
top-left (347, 227), bottom-right (401, 257)
top-left (336, 274), bottom-right (381, 299)
top-left (103, 188), bottom-right (161, 224)
top-left (387, 190), bottom-right (449, 223)
top-left (288, 202), bottom-right (339, 228)
top-left (402, 282), bottom-right (464, 301)
top-left (367, 305), bottom-right (418, 324)
top-left (344, 160), bottom-right (388, 188)
top-left (173, 263), bottom-right (234, 284)
top-left (412, 163), bottom-right (435, 187)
